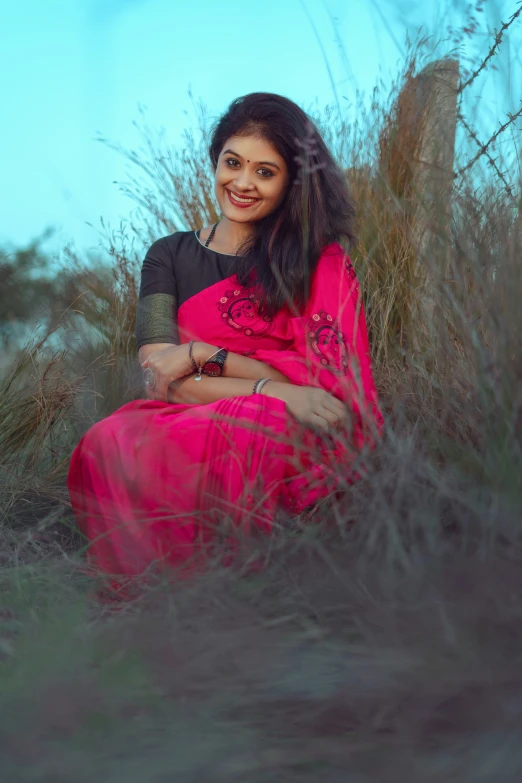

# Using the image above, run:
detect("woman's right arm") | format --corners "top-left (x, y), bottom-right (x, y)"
top-left (138, 341), bottom-right (290, 385)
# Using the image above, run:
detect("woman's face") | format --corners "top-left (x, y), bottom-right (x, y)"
top-left (317, 327), bottom-right (341, 360)
top-left (230, 298), bottom-right (260, 327)
top-left (215, 134), bottom-right (289, 224)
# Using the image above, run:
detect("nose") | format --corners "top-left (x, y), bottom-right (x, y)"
top-left (232, 168), bottom-right (255, 191)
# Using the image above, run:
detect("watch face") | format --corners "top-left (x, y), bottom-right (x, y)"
top-left (204, 361), bottom-right (222, 377)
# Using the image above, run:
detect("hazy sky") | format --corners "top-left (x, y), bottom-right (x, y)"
top-left (1, 0), bottom-right (520, 258)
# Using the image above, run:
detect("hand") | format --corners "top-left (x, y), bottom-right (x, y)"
top-left (141, 344), bottom-right (193, 402)
top-left (263, 382), bottom-right (347, 431)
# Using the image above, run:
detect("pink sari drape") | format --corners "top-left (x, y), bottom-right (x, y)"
top-left (67, 243), bottom-right (383, 580)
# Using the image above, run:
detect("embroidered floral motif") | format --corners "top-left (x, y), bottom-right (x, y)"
top-left (307, 310), bottom-right (349, 374)
top-left (218, 286), bottom-right (273, 338)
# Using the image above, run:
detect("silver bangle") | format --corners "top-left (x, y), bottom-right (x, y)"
top-left (253, 378), bottom-right (271, 395)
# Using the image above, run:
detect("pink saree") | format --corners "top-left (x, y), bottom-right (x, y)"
top-left (67, 243), bottom-right (383, 579)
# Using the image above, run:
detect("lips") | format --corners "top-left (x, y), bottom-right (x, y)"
top-left (226, 190), bottom-right (261, 209)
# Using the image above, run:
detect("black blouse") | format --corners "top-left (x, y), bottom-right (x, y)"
top-left (136, 230), bottom-right (238, 349)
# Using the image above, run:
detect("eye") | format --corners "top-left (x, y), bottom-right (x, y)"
top-left (224, 157), bottom-right (240, 168)
top-left (257, 168), bottom-right (274, 178)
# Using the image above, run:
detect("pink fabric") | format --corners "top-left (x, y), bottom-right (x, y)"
top-left (67, 243), bottom-right (383, 582)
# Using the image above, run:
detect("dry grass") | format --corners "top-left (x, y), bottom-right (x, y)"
top-left (0, 19), bottom-right (521, 782)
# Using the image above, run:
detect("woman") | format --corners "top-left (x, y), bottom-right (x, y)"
top-left (67, 92), bottom-right (383, 583)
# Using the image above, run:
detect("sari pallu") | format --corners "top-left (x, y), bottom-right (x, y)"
top-left (67, 243), bottom-right (383, 579)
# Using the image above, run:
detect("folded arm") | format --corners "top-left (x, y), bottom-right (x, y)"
top-left (138, 341), bottom-right (290, 405)
top-left (167, 374), bottom-right (267, 405)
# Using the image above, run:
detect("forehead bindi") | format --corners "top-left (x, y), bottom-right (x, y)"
top-left (221, 136), bottom-right (285, 170)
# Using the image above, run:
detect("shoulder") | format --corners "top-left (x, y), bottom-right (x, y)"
top-left (315, 241), bottom-right (355, 278)
top-left (145, 230), bottom-right (191, 256)
top-left (143, 231), bottom-right (198, 267)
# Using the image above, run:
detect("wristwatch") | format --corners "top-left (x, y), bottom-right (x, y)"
top-left (203, 348), bottom-right (228, 377)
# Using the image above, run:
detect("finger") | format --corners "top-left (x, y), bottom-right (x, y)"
top-left (141, 358), bottom-right (149, 369)
top-left (325, 392), bottom-right (346, 413)
top-left (323, 397), bottom-right (347, 421)
top-left (143, 378), bottom-right (157, 400)
top-left (143, 369), bottom-right (156, 395)
top-left (155, 377), bottom-right (171, 403)
top-left (317, 404), bottom-right (341, 428)
top-left (144, 363), bottom-right (168, 401)
top-left (308, 412), bottom-right (329, 432)
top-left (150, 390), bottom-right (168, 404)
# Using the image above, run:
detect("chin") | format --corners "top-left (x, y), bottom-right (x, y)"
top-left (222, 206), bottom-right (264, 223)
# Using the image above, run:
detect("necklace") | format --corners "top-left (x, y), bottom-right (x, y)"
top-left (204, 221), bottom-right (220, 248)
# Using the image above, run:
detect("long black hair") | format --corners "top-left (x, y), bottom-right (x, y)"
top-left (209, 92), bottom-right (356, 316)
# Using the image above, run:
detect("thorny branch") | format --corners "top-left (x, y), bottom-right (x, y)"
top-left (458, 3), bottom-right (522, 94)
top-left (456, 111), bottom-right (517, 200)
top-left (456, 101), bottom-right (522, 178)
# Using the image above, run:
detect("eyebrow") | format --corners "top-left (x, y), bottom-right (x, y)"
top-left (223, 148), bottom-right (281, 171)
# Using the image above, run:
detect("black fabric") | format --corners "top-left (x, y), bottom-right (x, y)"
top-left (138, 231), bottom-right (238, 306)
top-left (135, 292), bottom-right (178, 349)
top-left (136, 231), bottom-right (238, 348)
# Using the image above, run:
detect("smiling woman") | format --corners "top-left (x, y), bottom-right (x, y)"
top-left (67, 92), bottom-right (384, 591)
top-left (218, 139), bottom-right (287, 217)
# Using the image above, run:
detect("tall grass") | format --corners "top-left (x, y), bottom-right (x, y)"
top-left (1, 19), bottom-right (522, 781)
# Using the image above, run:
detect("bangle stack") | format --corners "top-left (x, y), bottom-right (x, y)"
top-left (188, 341), bottom-right (228, 381)
top-left (252, 378), bottom-right (271, 395)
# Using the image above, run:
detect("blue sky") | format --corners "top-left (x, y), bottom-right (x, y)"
top-left (1, 0), bottom-right (520, 258)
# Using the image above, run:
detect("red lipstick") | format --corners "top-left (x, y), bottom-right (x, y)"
top-left (226, 190), bottom-right (261, 209)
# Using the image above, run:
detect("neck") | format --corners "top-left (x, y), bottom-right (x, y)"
top-left (218, 217), bottom-right (253, 253)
